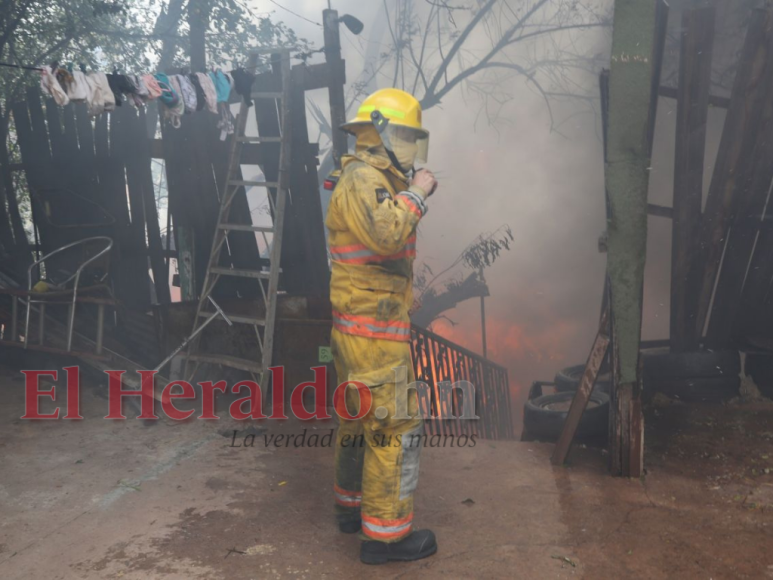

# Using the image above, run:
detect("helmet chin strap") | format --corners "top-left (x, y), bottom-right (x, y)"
top-left (370, 110), bottom-right (413, 177)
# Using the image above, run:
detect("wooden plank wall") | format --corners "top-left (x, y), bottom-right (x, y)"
top-left (161, 106), bottom-right (261, 301)
top-left (669, 6), bottom-right (773, 349)
top-left (694, 8), bottom-right (773, 342)
top-left (12, 90), bottom-right (159, 306)
top-left (11, 73), bottom-right (332, 310)
top-left (670, 6), bottom-right (714, 352)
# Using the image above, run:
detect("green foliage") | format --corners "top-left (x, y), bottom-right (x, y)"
top-left (0, 0), bottom-right (308, 114)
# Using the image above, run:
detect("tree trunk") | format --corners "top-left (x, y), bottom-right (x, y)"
top-left (146, 0), bottom-right (186, 137)
top-left (0, 109), bottom-right (32, 275)
top-left (188, 0), bottom-right (209, 72)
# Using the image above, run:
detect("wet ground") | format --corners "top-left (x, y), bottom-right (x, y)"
top-left (1, 360), bottom-right (773, 579)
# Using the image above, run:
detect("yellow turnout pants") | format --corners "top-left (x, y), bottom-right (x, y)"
top-left (331, 329), bottom-right (423, 542)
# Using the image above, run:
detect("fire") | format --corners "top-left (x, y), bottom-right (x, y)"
top-left (430, 313), bottom-right (580, 414)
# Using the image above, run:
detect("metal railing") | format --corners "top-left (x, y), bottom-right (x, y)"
top-left (410, 325), bottom-right (515, 440)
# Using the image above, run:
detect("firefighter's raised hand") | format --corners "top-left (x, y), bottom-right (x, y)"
top-left (412, 169), bottom-right (438, 198)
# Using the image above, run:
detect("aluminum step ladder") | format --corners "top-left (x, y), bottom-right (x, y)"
top-left (183, 49), bottom-right (292, 386)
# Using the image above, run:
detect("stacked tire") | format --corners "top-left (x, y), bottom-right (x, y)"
top-left (521, 350), bottom-right (741, 442)
top-left (554, 364), bottom-right (611, 394)
top-left (522, 390), bottom-right (609, 442)
top-left (641, 349), bottom-right (740, 403)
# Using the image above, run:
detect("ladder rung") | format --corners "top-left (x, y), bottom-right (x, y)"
top-left (218, 223), bottom-right (274, 233)
top-left (250, 92), bottom-right (283, 99)
top-left (210, 267), bottom-right (270, 279)
top-left (237, 136), bottom-right (282, 143)
top-left (228, 180), bottom-right (279, 188)
top-left (199, 311), bottom-right (266, 326)
top-left (184, 353), bottom-right (263, 374)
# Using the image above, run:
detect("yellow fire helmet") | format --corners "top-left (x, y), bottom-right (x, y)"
top-left (342, 88), bottom-right (429, 163)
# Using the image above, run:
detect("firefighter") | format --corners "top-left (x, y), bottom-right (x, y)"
top-left (326, 88), bottom-right (438, 565)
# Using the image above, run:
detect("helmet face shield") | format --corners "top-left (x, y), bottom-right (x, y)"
top-left (389, 125), bottom-right (430, 166)
top-left (416, 133), bottom-right (429, 163)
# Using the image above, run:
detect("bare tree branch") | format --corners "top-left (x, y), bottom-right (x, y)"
top-left (425, 0), bottom-right (499, 97)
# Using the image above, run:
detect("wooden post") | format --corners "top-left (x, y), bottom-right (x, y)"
top-left (323, 9), bottom-right (348, 169)
top-left (604, 0), bottom-right (660, 478)
top-left (695, 8), bottom-right (773, 338)
top-left (479, 268), bottom-right (487, 358)
top-left (551, 308), bottom-right (610, 466)
top-left (670, 7), bottom-right (715, 352)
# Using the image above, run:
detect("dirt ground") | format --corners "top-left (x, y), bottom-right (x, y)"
top-left (1, 359), bottom-right (773, 579)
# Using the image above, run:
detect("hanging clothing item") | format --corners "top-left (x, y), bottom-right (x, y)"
top-left (210, 70), bottom-right (231, 103)
top-left (105, 74), bottom-right (124, 107)
top-left (153, 73), bottom-right (180, 108)
top-left (195, 72), bottom-right (218, 114)
top-left (55, 68), bottom-right (74, 94)
top-left (67, 70), bottom-right (89, 102)
top-left (188, 74), bottom-right (207, 111)
top-left (94, 73), bottom-right (116, 112)
top-left (132, 75), bottom-right (150, 100)
top-left (143, 74), bottom-right (163, 100)
top-left (84, 73), bottom-right (104, 116)
top-left (175, 74), bottom-right (198, 114)
top-left (217, 102), bottom-right (235, 141)
top-left (40, 66), bottom-right (70, 106)
top-left (230, 68), bottom-right (255, 107)
top-left (166, 75), bottom-right (186, 128)
top-left (211, 68), bottom-right (235, 139)
top-left (124, 75), bottom-right (145, 107)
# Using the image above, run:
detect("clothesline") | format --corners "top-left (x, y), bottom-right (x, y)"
top-left (0, 61), bottom-right (43, 72)
top-left (5, 47), bottom-right (317, 136)
top-left (35, 63), bottom-right (262, 138)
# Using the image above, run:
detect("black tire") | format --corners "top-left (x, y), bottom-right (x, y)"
top-left (554, 364), bottom-right (611, 394)
top-left (642, 350), bottom-right (740, 380)
top-left (643, 375), bottom-right (740, 403)
top-left (522, 391), bottom-right (609, 442)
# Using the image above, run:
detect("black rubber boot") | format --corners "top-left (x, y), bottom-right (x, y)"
top-left (339, 519), bottom-right (361, 534)
top-left (360, 529), bottom-right (437, 565)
